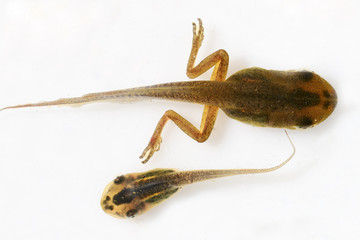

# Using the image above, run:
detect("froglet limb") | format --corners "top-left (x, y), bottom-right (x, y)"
top-left (0, 19), bottom-right (337, 163)
top-left (100, 131), bottom-right (295, 218)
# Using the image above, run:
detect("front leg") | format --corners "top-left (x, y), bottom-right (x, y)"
top-left (140, 19), bottom-right (229, 164)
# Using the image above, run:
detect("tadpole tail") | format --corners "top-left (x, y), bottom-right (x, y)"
top-left (0, 81), bottom-right (223, 112)
top-left (171, 130), bottom-right (295, 186)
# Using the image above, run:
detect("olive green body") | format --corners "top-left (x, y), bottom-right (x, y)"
top-left (101, 169), bottom-right (180, 218)
top-left (124, 67), bottom-right (337, 129)
top-left (221, 67), bottom-right (337, 128)
top-left (0, 67), bottom-right (337, 130)
top-left (101, 142), bottom-right (295, 219)
top-left (0, 18), bottom-right (338, 164)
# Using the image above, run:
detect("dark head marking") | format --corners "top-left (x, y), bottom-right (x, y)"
top-left (297, 71), bottom-right (313, 82)
top-left (323, 101), bottom-right (331, 110)
top-left (323, 90), bottom-right (331, 98)
top-left (102, 195), bottom-right (111, 205)
top-left (126, 209), bottom-right (138, 218)
top-left (114, 175), bottom-right (125, 185)
top-left (103, 195), bottom-right (111, 204)
top-left (298, 116), bottom-right (314, 128)
top-left (113, 188), bottom-right (136, 205)
top-left (104, 205), bottom-right (114, 211)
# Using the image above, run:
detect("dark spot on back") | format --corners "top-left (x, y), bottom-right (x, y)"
top-left (114, 175), bottom-right (125, 185)
top-left (102, 196), bottom-right (111, 205)
top-left (298, 116), bottom-right (314, 128)
top-left (323, 101), bottom-right (331, 110)
top-left (297, 71), bottom-right (313, 82)
top-left (113, 188), bottom-right (136, 205)
top-left (323, 90), bottom-right (330, 98)
top-left (126, 209), bottom-right (138, 218)
top-left (104, 205), bottom-right (114, 211)
top-left (291, 88), bottom-right (320, 109)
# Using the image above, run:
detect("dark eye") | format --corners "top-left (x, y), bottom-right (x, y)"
top-left (297, 71), bottom-right (313, 82)
top-left (126, 209), bottom-right (138, 218)
top-left (114, 175), bottom-right (125, 184)
top-left (297, 116), bottom-right (314, 128)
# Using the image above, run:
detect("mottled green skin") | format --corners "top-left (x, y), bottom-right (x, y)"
top-left (221, 68), bottom-right (337, 128)
top-left (122, 67), bottom-right (337, 129)
top-left (100, 148), bottom-right (295, 219)
top-left (101, 169), bottom-right (180, 218)
top-left (1, 67), bottom-right (337, 129)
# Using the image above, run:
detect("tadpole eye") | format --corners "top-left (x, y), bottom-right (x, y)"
top-left (126, 209), bottom-right (138, 218)
top-left (114, 175), bottom-right (125, 184)
top-left (297, 116), bottom-right (314, 129)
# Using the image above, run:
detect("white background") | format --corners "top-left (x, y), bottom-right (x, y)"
top-left (0, 0), bottom-right (359, 239)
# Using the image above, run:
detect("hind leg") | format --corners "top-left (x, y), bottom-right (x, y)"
top-left (140, 19), bottom-right (229, 163)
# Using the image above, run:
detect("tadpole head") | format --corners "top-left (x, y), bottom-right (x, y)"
top-left (100, 168), bottom-right (179, 219)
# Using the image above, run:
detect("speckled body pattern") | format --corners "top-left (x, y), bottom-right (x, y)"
top-left (101, 169), bottom-right (180, 218)
top-left (0, 68), bottom-right (336, 128)
top-left (101, 134), bottom-right (295, 219)
top-left (0, 19), bottom-right (337, 163)
top-left (221, 67), bottom-right (337, 128)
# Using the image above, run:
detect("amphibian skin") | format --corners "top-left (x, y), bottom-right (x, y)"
top-left (101, 131), bottom-right (295, 218)
top-left (0, 19), bottom-right (337, 163)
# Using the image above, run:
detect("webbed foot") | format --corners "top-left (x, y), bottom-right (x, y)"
top-left (139, 137), bottom-right (162, 164)
top-left (192, 18), bottom-right (204, 49)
